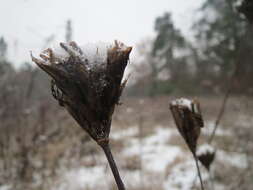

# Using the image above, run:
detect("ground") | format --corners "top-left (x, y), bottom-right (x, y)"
top-left (1, 95), bottom-right (253, 190)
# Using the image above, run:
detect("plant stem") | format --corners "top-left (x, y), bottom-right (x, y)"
top-left (209, 168), bottom-right (215, 190)
top-left (208, 35), bottom-right (242, 144)
top-left (208, 88), bottom-right (231, 144)
top-left (101, 143), bottom-right (126, 190)
top-left (194, 154), bottom-right (205, 190)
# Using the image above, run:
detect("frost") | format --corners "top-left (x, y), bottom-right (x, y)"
top-left (37, 40), bottom-right (129, 72)
top-left (81, 42), bottom-right (111, 66)
top-left (171, 98), bottom-right (192, 110)
top-left (52, 45), bottom-right (70, 61)
top-left (80, 41), bottom-right (129, 71)
top-left (51, 42), bottom-right (111, 69)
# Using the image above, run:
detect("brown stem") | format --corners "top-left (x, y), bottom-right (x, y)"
top-left (100, 143), bottom-right (126, 190)
top-left (194, 154), bottom-right (205, 190)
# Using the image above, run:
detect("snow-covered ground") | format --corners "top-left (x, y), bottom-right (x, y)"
top-left (47, 123), bottom-right (248, 190)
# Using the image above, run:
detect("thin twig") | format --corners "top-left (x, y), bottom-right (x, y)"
top-left (208, 88), bottom-right (231, 144)
top-left (208, 43), bottom-right (241, 144)
top-left (101, 143), bottom-right (126, 190)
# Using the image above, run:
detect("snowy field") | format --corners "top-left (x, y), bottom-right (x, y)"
top-left (48, 122), bottom-right (248, 190)
top-left (1, 96), bottom-right (252, 190)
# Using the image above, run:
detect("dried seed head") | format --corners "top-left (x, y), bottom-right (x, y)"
top-left (31, 40), bottom-right (132, 144)
top-left (196, 144), bottom-right (215, 171)
top-left (170, 98), bottom-right (204, 154)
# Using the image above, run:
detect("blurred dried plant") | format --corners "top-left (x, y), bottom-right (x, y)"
top-left (170, 99), bottom-right (203, 155)
top-left (196, 144), bottom-right (215, 171)
top-left (170, 98), bottom-right (205, 190)
top-left (31, 40), bottom-right (132, 190)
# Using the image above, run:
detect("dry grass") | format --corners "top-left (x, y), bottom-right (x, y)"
top-left (121, 155), bottom-right (141, 170)
top-left (2, 95), bottom-right (253, 189)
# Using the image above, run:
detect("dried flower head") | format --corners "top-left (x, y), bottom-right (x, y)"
top-left (31, 40), bottom-right (132, 145)
top-left (170, 98), bottom-right (204, 154)
top-left (196, 144), bottom-right (215, 171)
top-left (170, 98), bottom-right (205, 190)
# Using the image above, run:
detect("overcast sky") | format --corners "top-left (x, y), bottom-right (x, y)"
top-left (0, 0), bottom-right (203, 67)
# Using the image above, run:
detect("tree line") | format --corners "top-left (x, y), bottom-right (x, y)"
top-left (128, 0), bottom-right (253, 96)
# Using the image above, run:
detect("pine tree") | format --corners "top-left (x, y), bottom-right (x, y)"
top-left (0, 37), bottom-right (12, 75)
top-left (152, 12), bottom-right (187, 82)
top-left (193, 0), bottom-right (247, 81)
top-left (193, 0), bottom-right (253, 93)
top-left (0, 37), bottom-right (7, 59)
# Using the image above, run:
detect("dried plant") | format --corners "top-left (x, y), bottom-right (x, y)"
top-left (196, 144), bottom-right (215, 171)
top-left (170, 98), bottom-right (203, 154)
top-left (170, 98), bottom-right (205, 190)
top-left (31, 40), bottom-right (132, 190)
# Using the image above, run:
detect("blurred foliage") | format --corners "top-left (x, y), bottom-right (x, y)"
top-left (194, 0), bottom-right (245, 79)
top-left (128, 0), bottom-right (253, 97)
top-left (0, 37), bottom-right (13, 75)
top-left (0, 37), bottom-right (7, 58)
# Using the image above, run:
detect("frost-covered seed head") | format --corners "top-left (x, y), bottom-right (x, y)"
top-left (31, 40), bottom-right (132, 143)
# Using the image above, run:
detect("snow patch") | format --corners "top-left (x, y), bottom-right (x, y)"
top-left (55, 166), bottom-right (111, 190)
top-left (171, 98), bottom-right (192, 110)
top-left (197, 143), bottom-right (215, 156)
top-left (202, 122), bottom-right (232, 136)
top-left (80, 42), bottom-right (112, 70)
top-left (111, 126), bottom-right (138, 140)
top-left (164, 160), bottom-right (208, 190)
top-left (217, 150), bottom-right (248, 169)
top-left (123, 128), bottom-right (182, 172)
top-left (39, 40), bottom-right (129, 72)
top-left (144, 145), bottom-right (181, 172)
top-left (52, 45), bottom-right (70, 61)
top-left (0, 185), bottom-right (12, 190)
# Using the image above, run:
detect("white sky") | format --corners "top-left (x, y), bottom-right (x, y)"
top-left (0, 0), bottom-right (203, 67)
